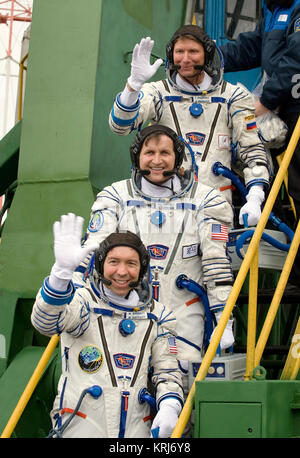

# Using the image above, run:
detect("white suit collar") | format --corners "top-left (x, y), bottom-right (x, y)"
top-left (175, 71), bottom-right (212, 92)
top-left (101, 283), bottom-right (140, 309)
top-left (141, 175), bottom-right (182, 197)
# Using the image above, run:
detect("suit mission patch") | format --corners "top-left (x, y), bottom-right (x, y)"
top-left (147, 244), bottom-right (169, 260)
top-left (88, 210), bottom-right (104, 232)
top-left (113, 353), bottom-right (135, 369)
top-left (78, 346), bottom-right (103, 373)
top-left (186, 132), bottom-right (206, 145)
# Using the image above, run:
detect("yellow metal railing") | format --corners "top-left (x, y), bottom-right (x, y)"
top-left (17, 53), bottom-right (28, 122)
top-left (277, 153), bottom-right (297, 219)
top-left (0, 335), bottom-right (59, 438)
top-left (244, 249), bottom-right (259, 380)
top-left (172, 115), bottom-right (300, 438)
top-left (280, 315), bottom-right (300, 380)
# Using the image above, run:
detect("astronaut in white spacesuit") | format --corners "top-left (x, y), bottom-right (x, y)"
top-left (75, 124), bottom-right (235, 366)
top-left (109, 24), bottom-right (271, 227)
top-left (31, 216), bottom-right (184, 438)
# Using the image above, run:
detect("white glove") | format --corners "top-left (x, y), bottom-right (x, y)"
top-left (210, 311), bottom-right (234, 350)
top-left (49, 213), bottom-right (98, 290)
top-left (127, 37), bottom-right (163, 91)
top-left (151, 398), bottom-right (181, 438)
top-left (239, 185), bottom-right (265, 227)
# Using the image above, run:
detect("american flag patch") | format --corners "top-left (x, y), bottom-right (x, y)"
top-left (211, 223), bottom-right (229, 241)
top-left (168, 336), bottom-right (177, 354)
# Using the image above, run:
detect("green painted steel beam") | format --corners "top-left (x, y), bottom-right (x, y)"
top-left (0, 121), bottom-right (21, 195)
top-left (0, 345), bottom-right (58, 437)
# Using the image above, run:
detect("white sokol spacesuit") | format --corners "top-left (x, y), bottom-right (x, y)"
top-left (109, 27), bottom-right (270, 208)
top-left (31, 226), bottom-right (183, 438)
top-left (76, 129), bottom-right (234, 362)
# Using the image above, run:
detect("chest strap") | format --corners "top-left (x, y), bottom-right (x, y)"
top-left (164, 181), bottom-right (198, 275)
top-left (162, 79), bottom-right (187, 161)
top-left (125, 179), bottom-right (141, 238)
top-left (130, 300), bottom-right (155, 387)
top-left (97, 316), bottom-right (118, 387)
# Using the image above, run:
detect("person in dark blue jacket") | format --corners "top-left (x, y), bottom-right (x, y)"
top-left (221, 0), bottom-right (300, 289)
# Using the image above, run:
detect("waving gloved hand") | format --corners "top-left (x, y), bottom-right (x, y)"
top-left (210, 311), bottom-right (234, 350)
top-left (151, 398), bottom-right (182, 438)
top-left (127, 37), bottom-right (163, 92)
top-left (49, 213), bottom-right (98, 290)
top-left (239, 185), bottom-right (265, 227)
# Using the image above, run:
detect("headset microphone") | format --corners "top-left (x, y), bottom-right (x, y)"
top-left (101, 277), bottom-right (112, 286)
top-left (193, 65), bottom-right (204, 71)
top-left (169, 63), bottom-right (181, 71)
top-left (170, 64), bottom-right (204, 71)
top-left (141, 170), bottom-right (175, 178)
top-left (162, 169), bottom-right (177, 176)
top-left (139, 169), bottom-right (151, 176)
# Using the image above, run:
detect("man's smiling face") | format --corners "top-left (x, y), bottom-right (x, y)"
top-left (103, 246), bottom-right (140, 296)
top-left (139, 134), bottom-right (176, 184)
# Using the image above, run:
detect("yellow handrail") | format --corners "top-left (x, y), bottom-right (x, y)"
top-left (171, 115), bottom-right (300, 438)
top-left (244, 249), bottom-right (259, 380)
top-left (1, 334), bottom-right (59, 438)
top-left (280, 315), bottom-right (300, 380)
top-left (17, 53), bottom-right (28, 121)
top-left (277, 154), bottom-right (297, 220)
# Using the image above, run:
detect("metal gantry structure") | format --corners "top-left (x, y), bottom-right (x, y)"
top-left (0, 0), bottom-right (32, 138)
top-left (0, 1), bottom-right (32, 226)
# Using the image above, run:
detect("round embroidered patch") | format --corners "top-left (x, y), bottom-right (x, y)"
top-left (78, 346), bottom-right (103, 373)
top-left (88, 210), bottom-right (104, 232)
